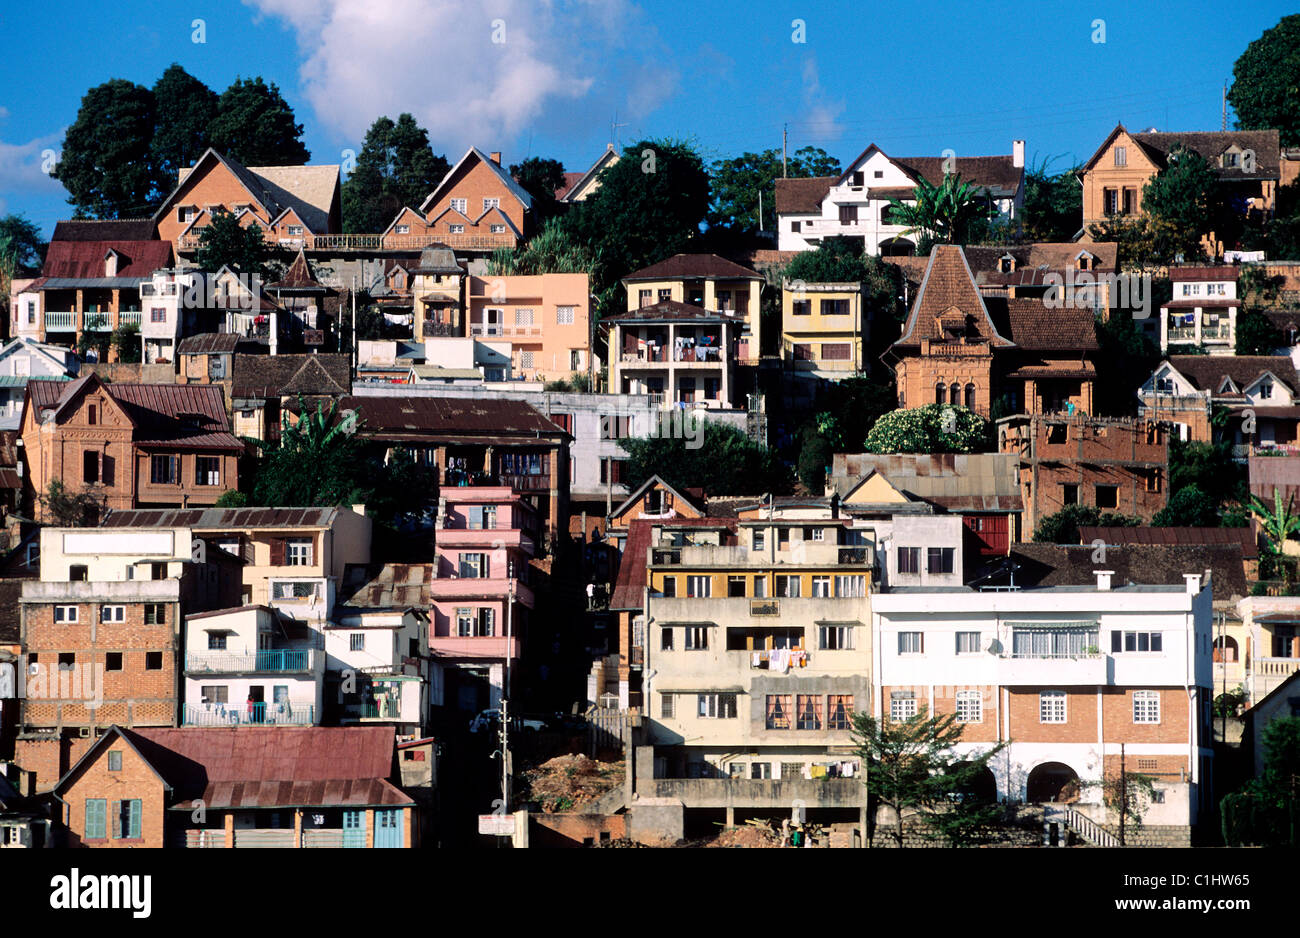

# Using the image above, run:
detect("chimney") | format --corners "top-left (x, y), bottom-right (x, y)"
top-left (1184, 573), bottom-right (1202, 594)
top-left (1094, 570), bottom-right (1113, 591)
top-left (1013, 140), bottom-right (1025, 169)
top-left (489, 151), bottom-right (502, 165)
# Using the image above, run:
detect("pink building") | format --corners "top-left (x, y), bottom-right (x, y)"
top-left (430, 487), bottom-right (539, 711)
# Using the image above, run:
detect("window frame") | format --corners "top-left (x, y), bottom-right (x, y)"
top-left (1039, 690), bottom-right (1067, 724)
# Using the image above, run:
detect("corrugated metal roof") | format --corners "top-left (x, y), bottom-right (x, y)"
top-left (1078, 525), bottom-right (1258, 560)
top-left (339, 563), bottom-right (432, 608)
top-left (333, 394), bottom-right (569, 438)
top-left (103, 506), bottom-right (340, 530)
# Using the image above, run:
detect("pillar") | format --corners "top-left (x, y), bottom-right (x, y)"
top-left (293, 808), bottom-right (302, 848)
top-left (725, 806), bottom-right (735, 827)
top-left (224, 812), bottom-right (234, 848)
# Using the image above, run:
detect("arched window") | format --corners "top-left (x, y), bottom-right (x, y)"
top-left (965, 383), bottom-right (976, 409)
top-left (950, 383), bottom-right (961, 406)
top-left (935, 382), bottom-right (946, 405)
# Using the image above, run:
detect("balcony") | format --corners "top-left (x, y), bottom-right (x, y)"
top-left (674, 347), bottom-right (724, 364)
top-left (422, 321), bottom-right (460, 337)
top-left (1203, 323), bottom-right (1232, 340)
top-left (184, 648), bottom-right (318, 674)
top-left (45, 311), bottom-right (75, 331)
top-left (641, 777), bottom-right (863, 809)
top-left (428, 635), bottom-right (521, 660)
top-left (1167, 326), bottom-right (1197, 341)
top-left (181, 701), bottom-right (316, 726)
top-left (118, 310), bottom-right (142, 327)
top-left (428, 577), bottom-right (535, 606)
top-left (1254, 656), bottom-right (1300, 680)
top-left (998, 652), bottom-right (1107, 685)
top-left (621, 348), bottom-right (670, 364)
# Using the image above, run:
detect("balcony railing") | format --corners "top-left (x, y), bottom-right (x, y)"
top-left (422, 321), bottom-right (460, 337)
top-left (1255, 656), bottom-right (1300, 678)
top-left (118, 310), bottom-right (142, 327)
top-left (1167, 326), bottom-right (1197, 341)
top-left (674, 347), bottom-right (724, 363)
top-left (45, 311), bottom-right (75, 331)
top-left (181, 702), bottom-right (316, 726)
top-left (1203, 324), bottom-right (1232, 340)
top-left (185, 649), bottom-right (317, 673)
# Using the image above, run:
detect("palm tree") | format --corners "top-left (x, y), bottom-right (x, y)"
top-left (886, 172), bottom-right (997, 247)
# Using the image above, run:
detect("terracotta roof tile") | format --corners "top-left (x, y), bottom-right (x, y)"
top-left (622, 253), bottom-right (762, 282)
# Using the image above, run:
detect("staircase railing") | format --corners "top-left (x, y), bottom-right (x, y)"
top-left (1062, 807), bottom-right (1120, 847)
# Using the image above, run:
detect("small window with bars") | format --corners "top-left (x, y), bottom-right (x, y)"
top-left (955, 690), bottom-right (982, 723)
top-left (1133, 691), bottom-right (1161, 724)
top-left (890, 692), bottom-right (917, 721)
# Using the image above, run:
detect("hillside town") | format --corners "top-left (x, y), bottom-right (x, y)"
top-left (2, 11), bottom-right (1300, 861)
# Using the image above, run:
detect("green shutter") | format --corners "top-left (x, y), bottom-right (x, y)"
top-left (129, 800), bottom-right (141, 839)
top-left (85, 799), bottom-right (106, 839)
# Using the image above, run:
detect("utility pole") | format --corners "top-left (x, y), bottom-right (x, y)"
top-left (758, 191), bottom-right (763, 232)
top-left (350, 276), bottom-right (357, 380)
top-left (1222, 80), bottom-right (1228, 132)
top-left (499, 569), bottom-right (516, 834)
top-left (782, 124), bottom-right (788, 178)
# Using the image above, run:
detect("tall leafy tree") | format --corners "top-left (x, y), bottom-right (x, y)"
top-left (509, 156), bottom-right (567, 221)
top-left (53, 78), bottom-right (157, 218)
top-left (708, 146), bottom-right (840, 233)
top-left (150, 64), bottom-right (217, 196)
top-left (486, 218), bottom-right (596, 275)
top-left (852, 706), bottom-right (1007, 846)
top-left (886, 172), bottom-right (996, 248)
top-left (1235, 309), bottom-right (1285, 354)
top-left (194, 208), bottom-right (273, 277)
top-left (1228, 14), bottom-right (1300, 147)
top-left (1019, 159), bottom-right (1083, 242)
top-left (563, 138), bottom-right (710, 320)
top-left (1139, 146), bottom-right (1222, 262)
top-left (0, 215), bottom-right (45, 272)
top-left (341, 114), bottom-right (449, 233)
top-left (250, 399), bottom-right (370, 508)
top-left (1221, 717), bottom-right (1300, 846)
top-left (208, 77), bottom-right (310, 166)
top-left (618, 422), bottom-right (790, 496)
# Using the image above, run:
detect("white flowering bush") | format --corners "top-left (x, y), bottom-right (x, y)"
top-left (863, 404), bottom-right (990, 454)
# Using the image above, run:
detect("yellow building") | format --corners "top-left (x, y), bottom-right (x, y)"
top-left (781, 280), bottom-right (866, 382)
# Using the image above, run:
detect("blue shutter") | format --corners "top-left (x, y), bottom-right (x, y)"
top-left (129, 800), bottom-right (141, 839)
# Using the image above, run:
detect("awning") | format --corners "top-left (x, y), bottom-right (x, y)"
top-left (1004, 620), bottom-right (1098, 629)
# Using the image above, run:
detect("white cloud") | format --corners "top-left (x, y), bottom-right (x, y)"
top-left (800, 57), bottom-right (845, 142)
top-left (0, 130), bottom-right (66, 197)
top-left (244, 0), bottom-right (676, 154)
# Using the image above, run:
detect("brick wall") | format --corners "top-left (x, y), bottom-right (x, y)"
top-left (14, 734), bottom-right (95, 793)
top-left (1006, 687), bottom-right (1099, 743)
top-left (895, 353), bottom-right (994, 415)
top-left (59, 741), bottom-right (168, 848)
top-left (530, 812), bottom-right (627, 847)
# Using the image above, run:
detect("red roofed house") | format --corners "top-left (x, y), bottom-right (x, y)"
top-left (408, 148), bottom-right (534, 253)
top-left (52, 725), bottom-right (417, 847)
top-left (20, 374), bottom-right (242, 522)
top-left (556, 144), bottom-right (620, 203)
top-left (17, 220), bottom-right (172, 356)
top-left (882, 245), bottom-right (1099, 418)
top-left (1159, 266), bottom-right (1240, 356)
top-left (775, 141), bottom-right (1025, 255)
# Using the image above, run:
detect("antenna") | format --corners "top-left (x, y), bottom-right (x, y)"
top-left (610, 113), bottom-right (629, 150)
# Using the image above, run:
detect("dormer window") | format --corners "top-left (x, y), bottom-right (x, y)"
top-left (104, 251), bottom-right (119, 277)
top-left (1154, 375), bottom-right (1174, 394)
top-left (1222, 149), bottom-right (1240, 168)
top-left (1077, 254), bottom-right (1092, 271)
top-left (998, 255), bottom-right (1015, 274)
top-left (1259, 380), bottom-right (1273, 400)
top-left (851, 171), bottom-right (864, 187)
top-left (177, 206), bottom-right (197, 224)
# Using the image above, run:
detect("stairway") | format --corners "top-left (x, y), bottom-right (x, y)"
top-left (1060, 807), bottom-right (1120, 847)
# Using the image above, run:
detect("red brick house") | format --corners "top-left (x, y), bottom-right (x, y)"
top-left (20, 374), bottom-right (243, 520)
top-left (52, 725), bottom-right (416, 848)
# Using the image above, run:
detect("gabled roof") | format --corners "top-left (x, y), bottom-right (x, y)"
top-left (557, 144), bottom-right (619, 201)
top-left (1081, 124), bottom-right (1282, 180)
top-left (555, 171), bottom-right (585, 200)
top-left (50, 219), bottom-right (156, 241)
top-left (231, 353), bottom-right (351, 400)
top-left (0, 337), bottom-right (78, 375)
top-left (1163, 355), bottom-right (1300, 396)
top-left (622, 253), bottom-right (763, 283)
top-left (266, 249), bottom-right (330, 292)
top-left (991, 297), bottom-right (1099, 351)
top-left (418, 147), bottom-right (535, 214)
top-left (1078, 525), bottom-right (1258, 560)
top-left (891, 245), bottom-right (1014, 350)
top-left (409, 244), bottom-right (463, 275)
top-left (831, 453), bottom-right (1023, 512)
top-left (177, 333), bottom-right (242, 356)
top-left (893, 155), bottom-right (1023, 195)
top-left (40, 239), bottom-right (172, 281)
top-left (330, 395), bottom-right (570, 439)
top-left (987, 543), bottom-right (1245, 601)
top-left (774, 176), bottom-right (837, 214)
top-left (610, 474), bottom-right (706, 519)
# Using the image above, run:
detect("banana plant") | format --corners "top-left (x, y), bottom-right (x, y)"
top-left (1249, 486), bottom-right (1300, 555)
top-left (886, 172), bottom-right (997, 245)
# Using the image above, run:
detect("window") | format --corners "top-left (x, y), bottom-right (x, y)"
top-left (1114, 145), bottom-right (1127, 166)
top-left (483, 198), bottom-right (500, 211)
top-left (686, 575), bottom-right (711, 598)
top-left (820, 299), bottom-right (850, 316)
top-left (752, 576), bottom-right (767, 598)
top-left (956, 690), bottom-right (982, 723)
top-left (1133, 690), bottom-right (1160, 724)
top-left (450, 198), bottom-right (467, 213)
top-left (54, 606), bottom-right (78, 624)
top-left (898, 547), bottom-right (920, 574)
top-left (83, 450), bottom-right (99, 483)
top-left (835, 574), bottom-right (866, 597)
top-left (838, 204), bottom-right (858, 224)
top-left (819, 625), bottom-right (854, 650)
top-left (661, 693), bottom-right (675, 718)
top-left (792, 299), bottom-right (811, 316)
top-left (1014, 626), bottom-right (1098, 658)
top-left (684, 626), bottom-right (708, 651)
top-left (697, 693), bottom-right (737, 719)
top-left (69, 565), bottom-right (88, 582)
top-left (791, 221), bottom-right (802, 233)
top-left (765, 695), bottom-right (792, 729)
top-left (458, 553), bottom-right (488, 578)
top-left (811, 576), bottom-right (831, 597)
top-left (100, 605), bottom-right (124, 624)
top-left (1062, 483), bottom-right (1079, 506)
top-left (519, 350), bottom-right (534, 369)
top-left (489, 224), bottom-right (506, 233)
top-left (927, 547), bottom-right (954, 575)
top-left (1259, 380), bottom-right (1273, 400)
top-left (638, 289), bottom-right (653, 307)
top-left (827, 695), bottom-right (854, 730)
top-left (350, 633), bottom-right (366, 651)
top-left (753, 530), bottom-right (765, 551)
top-left (1111, 630), bottom-right (1163, 653)
top-left (514, 308), bottom-right (534, 326)
top-left (660, 627), bottom-right (674, 651)
top-left (150, 307), bottom-right (166, 323)
top-left (890, 693), bottom-right (917, 721)
top-left (796, 694), bottom-right (823, 730)
top-left (58, 653), bottom-right (75, 672)
top-left (556, 305), bottom-right (575, 325)
top-left (108, 751), bottom-right (122, 772)
top-left (935, 382), bottom-right (946, 405)
top-left (751, 762), bottom-right (772, 779)
top-left (1104, 187), bottom-right (1119, 215)
top-left (85, 799), bottom-right (107, 840)
top-left (728, 575), bottom-right (747, 597)
top-left (660, 576), bottom-right (676, 598)
top-left (1122, 188), bottom-right (1136, 215)
top-left (105, 652), bottom-right (122, 671)
top-left (150, 563), bottom-right (167, 580)
top-left (145, 652), bottom-right (162, 670)
top-left (1095, 485), bottom-right (1118, 509)
top-left (272, 581), bottom-right (319, 601)
top-left (955, 631), bottom-right (981, 654)
top-left (1039, 690), bottom-right (1067, 723)
top-left (394, 225), bottom-right (410, 235)
top-left (150, 455), bottom-right (178, 485)
top-left (113, 800), bottom-right (142, 840)
top-left (775, 575), bottom-right (801, 598)
top-left (207, 632), bottom-right (227, 650)
top-left (285, 538), bottom-right (313, 566)
top-left (195, 457), bottom-right (221, 486)
top-left (965, 384), bottom-right (975, 409)
top-left (144, 604), bottom-right (166, 625)
top-left (449, 224), bottom-right (464, 234)
top-left (898, 631), bottom-right (923, 655)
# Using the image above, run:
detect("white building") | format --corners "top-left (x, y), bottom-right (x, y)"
top-left (1159, 266), bottom-right (1240, 355)
top-left (0, 338), bottom-right (77, 430)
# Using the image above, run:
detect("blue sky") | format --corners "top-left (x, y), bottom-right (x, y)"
top-left (0, 0), bottom-right (1295, 237)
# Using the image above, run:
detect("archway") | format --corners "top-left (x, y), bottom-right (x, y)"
top-left (879, 237), bottom-right (915, 257)
top-left (1026, 762), bottom-right (1080, 803)
top-left (1213, 635), bottom-right (1238, 663)
top-left (951, 763), bottom-right (998, 803)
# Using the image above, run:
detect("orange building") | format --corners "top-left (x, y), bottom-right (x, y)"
top-left (410, 148), bottom-right (533, 252)
top-left (465, 273), bottom-right (591, 381)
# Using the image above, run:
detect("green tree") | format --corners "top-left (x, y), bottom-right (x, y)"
top-left (150, 64), bottom-right (217, 196)
top-left (863, 404), bottom-right (990, 455)
top-left (53, 78), bottom-right (157, 217)
top-left (39, 480), bottom-right (107, 527)
top-left (1087, 769), bottom-right (1158, 845)
top-left (76, 314), bottom-right (111, 361)
top-left (1138, 147), bottom-right (1222, 262)
top-left (1033, 504), bottom-right (1141, 543)
top-left (249, 399), bottom-right (370, 508)
top-left (708, 146), bottom-right (840, 233)
top-left (214, 489), bottom-right (248, 508)
top-left (1228, 14), bottom-right (1300, 146)
top-left (1019, 159), bottom-right (1083, 242)
top-left (341, 114), bottom-right (449, 233)
top-left (1093, 311), bottom-right (1157, 416)
top-left (1151, 483), bottom-right (1220, 527)
top-left (208, 77), bottom-right (310, 166)
top-left (509, 156), bottom-right (567, 220)
top-left (111, 322), bottom-right (141, 363)
top-left (194, 208), bottom-right (273, 277)
top-left (618, 422), bottom-right (789, 496)
top-left (1235, 309), bottom-right (1285, 355)
top-left (886, 172), bottom-right (996, 248)
top-left (563, 138), bottom-right (710, 320)
top-left (0, 215), bottom-right (45, 273)
top-left (851, 705), bottom-right (1007, 847)
top-left (486, 218), bottom-right (596, 275)
top-left (1221, 716), bottom-right (1300, 846)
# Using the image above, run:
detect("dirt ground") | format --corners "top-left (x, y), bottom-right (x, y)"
top-left (519, 753), bottom-right (625, 813)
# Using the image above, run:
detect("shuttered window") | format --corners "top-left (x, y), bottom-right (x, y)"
top-left (85, 799), bottom-right (107, 839)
